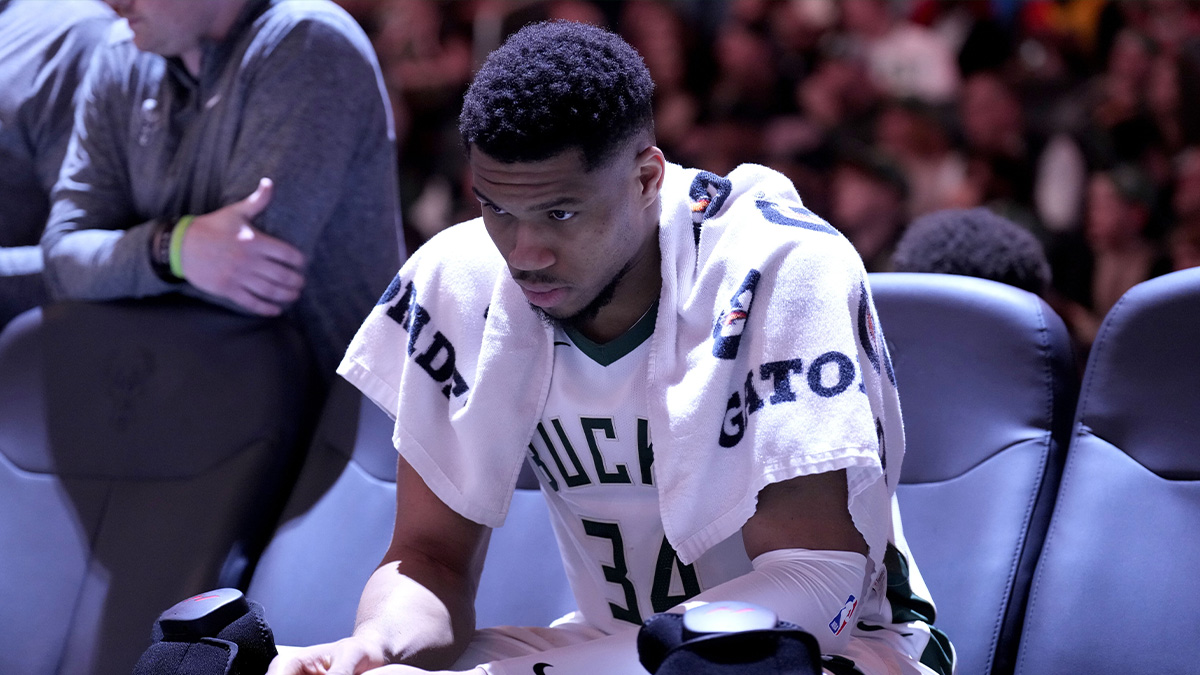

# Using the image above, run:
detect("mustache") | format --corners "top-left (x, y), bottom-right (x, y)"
top-left (512, 270), bottom-right (563, 286)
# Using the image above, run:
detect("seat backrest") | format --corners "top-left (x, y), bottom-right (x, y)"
top-left (248, 379), bottom-right (575, 646)
top-left (246, 378), bottom-right (399, 646)
top-left (0, 298), bottom-right (312, 675)
top-left (871, 273), bottom-right (1077, 675)
top-left (1015, 268), bottom-right (1200, 675)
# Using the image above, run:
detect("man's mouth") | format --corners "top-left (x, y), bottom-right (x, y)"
top-left (516, 281), bottom-right (568, 308)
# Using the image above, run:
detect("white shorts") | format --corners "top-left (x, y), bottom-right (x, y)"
top-left (452, 615), bottom-right (938, 675)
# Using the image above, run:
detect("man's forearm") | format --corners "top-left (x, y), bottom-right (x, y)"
top-left (40, 219), bottom-right (175, 301)
top-left (472, 549), bottom-right (867, 674)
top-left (353, 554), bottom-right (481, 670)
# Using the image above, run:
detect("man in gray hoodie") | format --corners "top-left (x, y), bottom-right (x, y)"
top-left (41, 0), bottom-right (403, 377)
top-left (0, 0), bottom-right (115, 328)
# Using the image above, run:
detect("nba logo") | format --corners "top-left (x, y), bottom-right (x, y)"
top-left (712, 269), bottom-right (761, 359)
top-left (828, 595), bottom-right (857, 636)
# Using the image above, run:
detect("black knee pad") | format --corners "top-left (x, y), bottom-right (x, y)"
top-left (637, 602), bottom-right (823, 675)
top-left (133, 588), bottom-right (277, 675)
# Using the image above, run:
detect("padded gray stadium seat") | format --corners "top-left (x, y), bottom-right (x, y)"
top-left (0, 298), bottom-right (312, 675)
top-left (246, 379), bottom-right (398, 645)
top-left (871, 273), bottom-right (1077, 675)
top-left (248, 378), bottom-right (574, 647)
top-left (1015, 268), bottom-right (1200, 674)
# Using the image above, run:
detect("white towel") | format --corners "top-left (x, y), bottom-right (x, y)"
top-left (338, 162), bottom-right (903, 570)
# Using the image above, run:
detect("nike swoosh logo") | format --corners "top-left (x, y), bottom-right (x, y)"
top-left (532, 663), bottom-right (553, 675)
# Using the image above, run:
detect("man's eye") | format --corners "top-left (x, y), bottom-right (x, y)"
top-left (486, 204), bottom-right (507, 215)
top-left (549, 210), bottom-right (576, 221)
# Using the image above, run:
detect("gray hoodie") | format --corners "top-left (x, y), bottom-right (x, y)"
top-left (42, 0), bottom-right (403, 375)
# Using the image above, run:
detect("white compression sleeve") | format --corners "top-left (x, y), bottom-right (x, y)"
top-left (475, 548), bottom-right (868, 675)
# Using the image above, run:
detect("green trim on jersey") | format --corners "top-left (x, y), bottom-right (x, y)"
top-left (822, 655), bottom-right (865, 675)
top-left (563, 301), bottom-right (658, 366)
top-left (877, 543), bottom-right (955, 675)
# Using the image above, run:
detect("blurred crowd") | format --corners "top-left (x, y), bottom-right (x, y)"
top-left (334, 0), bottom-right (1200, 358)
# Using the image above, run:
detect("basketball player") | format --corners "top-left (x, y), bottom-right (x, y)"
top-left (269, 20), bottom-right (952, 675)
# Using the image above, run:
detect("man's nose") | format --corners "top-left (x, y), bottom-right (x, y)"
top-left (507, 221), bottom-right (555, 272)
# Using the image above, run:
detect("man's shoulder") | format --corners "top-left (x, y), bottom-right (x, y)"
top-left (677, 161), bottom-right (859, 262)
top-left (255, 0), bottom-right (373, 53)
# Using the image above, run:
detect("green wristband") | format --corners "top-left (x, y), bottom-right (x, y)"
top-left (168, 215), bottom-right (195, 279)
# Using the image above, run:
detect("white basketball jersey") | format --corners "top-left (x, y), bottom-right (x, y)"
top-left (526, 308), bottom-right (752, 635)
top-left (524, 310), bottom-right (951, 675)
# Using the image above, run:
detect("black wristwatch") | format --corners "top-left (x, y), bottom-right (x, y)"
top-left (149, 218), bottom-right (183, 283)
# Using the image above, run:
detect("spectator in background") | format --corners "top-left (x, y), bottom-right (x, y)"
top-left (0, 0), bottom-right (116, 329)
top-left (370, 0), bottom-right (474, 250)
top-left (41, 0), bottom-right (402, 380)
top-left (831, 144), bottom-right (909, 272)
top-left (1052, 164), bottom-right (1171, 350)
top-left (1172, 147), bottom-right (1200, 233)
top-left (619, 0), bottom-right (701, 160)
top-left (841, 0), bottom-right (960, 105)
top-left (794, 37), bottom-right (880, 141)
top-left (1079, 29), bottom-right (1164, 172)
top-left (893, 206), bottom-right (1052, 296)
top-left (874, 98), bottom-right (967, 220)
top-left (957, 70), bottom-right (1045, 234)
top-left (1168, 146), bottom-right (1200, 272)
top-left (1169, 221), bottom-right (1200, 271)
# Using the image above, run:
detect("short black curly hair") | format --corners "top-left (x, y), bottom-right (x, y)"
top-left (892, 207), bottom-right (1051, 295)
top-left (459, 20), bottom-right (655, 169)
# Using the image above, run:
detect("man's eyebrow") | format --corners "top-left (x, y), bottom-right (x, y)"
top-left (471, 187), bottom-right (583, 212)
top-left (472, 186), bottom-right (495, 204)
top-left (529, 196), bottom-right (583, 211)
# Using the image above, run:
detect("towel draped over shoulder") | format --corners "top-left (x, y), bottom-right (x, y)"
top-left (338, 162), bottom-right (904, 571)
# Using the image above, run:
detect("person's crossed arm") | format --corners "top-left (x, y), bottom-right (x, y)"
top-left (41, 17), bottom-right (387, 318)
top-left (267, 458), bottom-right (869, 675)
top-left (177, 177), bottom-right (305, 316)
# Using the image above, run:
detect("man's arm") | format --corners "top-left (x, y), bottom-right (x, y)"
top-left (40, 42), bottom-right (174, 303)
top-left (43, 16), bottom-right (394, 316)
top-left (366, 470), bottom-right (872, 675)
top-left (268, 454), bottom-right (491, 675)
top-left (742, 469), bottom-right (867, 559)
top-left (38, 42), bottom-right (303, 312)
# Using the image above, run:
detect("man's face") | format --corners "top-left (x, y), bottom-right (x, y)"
top-left (469, 144), bottom-right (660, 329)
top-left (107, 0), bottom-right (220, 57)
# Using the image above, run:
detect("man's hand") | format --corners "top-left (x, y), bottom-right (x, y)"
top-left (180, 177), bottom-right (306, 316)
top-left (364, 662), bottom-right (482, 667)
top-left (266, 636), bottom-right (389, 675)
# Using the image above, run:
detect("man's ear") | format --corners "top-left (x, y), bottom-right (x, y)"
top-left (634, 145), bottom-right (667, 207)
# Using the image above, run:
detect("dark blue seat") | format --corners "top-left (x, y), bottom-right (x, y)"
top-left (0, 298), bottom-right (312, 675)
top-left (1015, 267), bottom-right (1200, 674)
top-left (247, 379), bottom-right (574, 646)
top-left (871, 273), bottom-right (1077, 675)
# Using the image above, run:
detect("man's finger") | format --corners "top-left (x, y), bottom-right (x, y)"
top-left (243, 271), bottom-right (304, 306)
top-left (242, 226), bottom-right (306, 270)
top-left (250, 262), bottom-right (306, 295)
top-left (261, 238), bottom-right (306, 270)
top-left (230, 286), bottom-right (285, 317)
top-left (236, 177), bottom-right (274, 220)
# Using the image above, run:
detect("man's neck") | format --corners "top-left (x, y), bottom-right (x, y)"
top-left (573, 246), bottom-right (662, 345)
